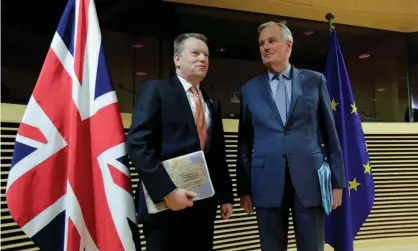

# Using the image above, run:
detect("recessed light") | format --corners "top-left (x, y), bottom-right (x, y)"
top-left (304, 30), bottom-right (314, 36)
top-left (359, 53), bottom-right (371, 59)
top-left (136, 72), bottom-right (147, 76)
top-left (132, 43), bottom-right (144, 48)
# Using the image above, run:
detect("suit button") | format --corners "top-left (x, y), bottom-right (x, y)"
top-left (282, 154), bottom-right (286, 158)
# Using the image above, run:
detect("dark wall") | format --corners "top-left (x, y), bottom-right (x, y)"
top-left (1, 2), bottom-right (415, 122)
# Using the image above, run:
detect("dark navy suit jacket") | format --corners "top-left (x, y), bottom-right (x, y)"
top-left (126, 76), bottom-right (233, 223)
top-left (237, 65), bottom-right (346, 208)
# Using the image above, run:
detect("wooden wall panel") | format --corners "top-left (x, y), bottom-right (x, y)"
top-left (164, 0), bottom-right (418, 32)
top-left (1, 107), bottom-right (417, 250)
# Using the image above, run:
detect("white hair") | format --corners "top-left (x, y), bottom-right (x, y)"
top-left (258, 21), bottom-right (294, 42)
top-left (258, 21), bottom-right (293, 57)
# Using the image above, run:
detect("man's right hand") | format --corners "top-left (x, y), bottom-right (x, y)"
top-left (240, 195), bottom-right (254, 215)
top-left (164, 188), bottom-right (197, 211)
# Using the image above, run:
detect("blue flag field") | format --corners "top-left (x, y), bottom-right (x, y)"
top-left (324, 29), bottom-right (375, 251)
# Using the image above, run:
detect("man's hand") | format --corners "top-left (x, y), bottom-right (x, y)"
top-left (163, 188), bottom-right (197, 211)
top-left (220, 203), bottom-right (233, 220)
top-left (240, 195), bottom-right (254, 215)
top-left (332, 188), bottom-right (343, 209)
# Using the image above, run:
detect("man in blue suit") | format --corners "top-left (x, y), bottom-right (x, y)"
top-left (236, 21), bottom-right (346, 251)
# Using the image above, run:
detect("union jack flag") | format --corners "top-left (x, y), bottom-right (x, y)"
top-left (5, 0), bottom-right (140, 250)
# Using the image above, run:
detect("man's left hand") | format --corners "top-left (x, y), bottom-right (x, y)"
top-left (332, 188), bottom-right (343, 209)
top-left (220, 203), bottom-right (233, 220)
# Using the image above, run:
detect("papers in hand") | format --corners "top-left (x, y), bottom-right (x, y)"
top-left (317, 160), bottom-right (333, 215)
top-left (142, 150), bottom-right (215, 214)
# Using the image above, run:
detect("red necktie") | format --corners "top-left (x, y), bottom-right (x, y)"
top-left (190, 86), bottom-right (207, 150)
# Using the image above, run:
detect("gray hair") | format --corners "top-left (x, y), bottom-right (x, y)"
top-left (173, 33), bottom-right (208, 55)
top-left (258, 21), bottom-right (294, 43)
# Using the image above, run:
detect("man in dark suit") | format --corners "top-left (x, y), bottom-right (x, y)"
top-left (126, 33), bottom-right (234, 251)
top-left (237, 21), bottom-right (346, 251)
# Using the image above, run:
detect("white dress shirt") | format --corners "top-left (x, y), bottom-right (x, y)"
top-left (177, 75), bottom-right (211, 129)
top-left (267, 63), bottom-right (292, 105)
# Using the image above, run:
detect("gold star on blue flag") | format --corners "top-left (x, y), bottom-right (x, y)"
top-left (324, 29), bottom-right (375, 251)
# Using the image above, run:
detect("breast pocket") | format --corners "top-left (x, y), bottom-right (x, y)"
top-left (168, 121), bottom-right (188, 138)
top-left (302, 97), bottom-right (318, 107)
top-left (295, 97), bottom-right (315, 115)
top-left (294, 96), bottom-right (318, 122)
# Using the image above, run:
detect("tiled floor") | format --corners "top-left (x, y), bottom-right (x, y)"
top-left (352, 245), bottom-right (418, 251)
top-left (288, 237), bottom-right (418, 251)
top-left (350, 237), bottom-right (417, 251)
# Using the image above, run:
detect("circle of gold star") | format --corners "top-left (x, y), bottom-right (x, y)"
top-left (349, 177), bottom-right (361, 191)
top-left (331, 98), bottom-right (339, 111)
top-left (351, 103), bottom-right (358, 114)
top-left (363, 162), bottom-right (372, 174)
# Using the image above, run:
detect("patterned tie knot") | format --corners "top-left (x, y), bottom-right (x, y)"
top-left (190, 86), bottom-right (198, 96)
top-left (273, 73), bottom-right (282, 80)
top-left (273, 72), bottom-right (290, 81)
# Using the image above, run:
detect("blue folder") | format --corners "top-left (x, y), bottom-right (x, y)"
top-left (317, 160), bottom-right (333, 215)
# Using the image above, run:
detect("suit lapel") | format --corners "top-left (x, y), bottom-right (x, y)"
top-left (259, 74), bottom-right (285, 128)
top-left (169, 76), bottom-right (198, 137)
top-left (286, 66), bottom-right (303, 124)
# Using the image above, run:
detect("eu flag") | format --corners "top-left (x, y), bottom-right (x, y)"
top-left (324, 29), bottom-right (375, 250)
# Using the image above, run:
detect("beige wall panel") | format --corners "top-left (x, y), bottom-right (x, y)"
top-left (165, 0), bottom-right (418, 32)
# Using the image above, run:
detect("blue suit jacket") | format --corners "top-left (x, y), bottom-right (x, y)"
top-left (237, 66), bottom-right (346, 208)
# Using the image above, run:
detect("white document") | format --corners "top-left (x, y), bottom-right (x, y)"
top-left (142, 150), bottom-right (215, 214)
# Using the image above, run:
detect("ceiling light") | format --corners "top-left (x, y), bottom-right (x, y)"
top-left (136, 72), bottom-right (147, 76)
top-left (132, 43), bottom-right (144, 48)
top-left (304, 30), bottom-right (314, 36)
top-left (359, 53), bottom-right (371, 59)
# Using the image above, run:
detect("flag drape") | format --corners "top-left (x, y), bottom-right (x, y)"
top-left (6, 0), bottom-right (140, 250)
top-left (324, 29), bottom-right (375, 251)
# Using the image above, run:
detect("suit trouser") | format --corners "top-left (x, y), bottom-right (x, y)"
top-left (255, 165), bottom-right (325, 251)
top-left (142, 197), bottom-right (218, 251)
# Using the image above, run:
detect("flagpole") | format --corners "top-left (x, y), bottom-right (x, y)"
top-left (325, 13), bottom-right (335, 33)
top-left (405, 36), bottom-right (414, 122)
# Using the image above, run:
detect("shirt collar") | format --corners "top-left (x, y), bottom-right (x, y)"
top-left (177, 75), bottom-right (200, 91)
top-left (268, 64), bottom-right (292, 81)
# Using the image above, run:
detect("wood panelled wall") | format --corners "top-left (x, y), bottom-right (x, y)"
top-left (165, 0), bottom-right (418, 32)
top-left (1, 104), bottom-right (417, 250)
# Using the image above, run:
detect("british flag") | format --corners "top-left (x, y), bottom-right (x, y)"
top-left (5, 0), bottom-right (140, 250)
